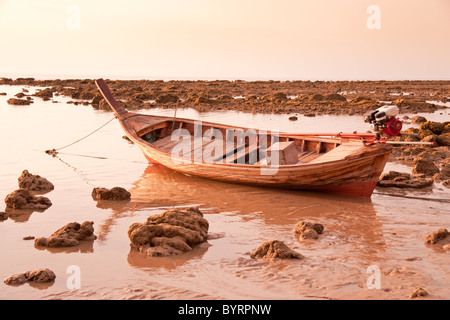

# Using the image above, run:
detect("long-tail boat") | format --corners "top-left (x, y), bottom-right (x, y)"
top-left (95, 78), bottom-right (393, 197)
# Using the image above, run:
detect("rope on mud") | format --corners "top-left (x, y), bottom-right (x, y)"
top-left (49, 152), bottom-right (97, 187)
top-left (45, 116), bottom-right (116, 156)
top-left (373, 191), bottom-right (450, 203)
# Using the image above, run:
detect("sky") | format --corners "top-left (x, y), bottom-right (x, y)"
top-left (0, 0), bottom-right (449, 80)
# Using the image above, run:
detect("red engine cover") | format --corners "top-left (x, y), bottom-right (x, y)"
top-left (382, 118), bottom-right (402, 136)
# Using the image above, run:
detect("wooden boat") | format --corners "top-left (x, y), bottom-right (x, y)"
top-left (95, 79), bottom-right (392, 197)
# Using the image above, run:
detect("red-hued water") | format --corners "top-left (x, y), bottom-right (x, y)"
top-left (0, 85), bottom-right (448, 300)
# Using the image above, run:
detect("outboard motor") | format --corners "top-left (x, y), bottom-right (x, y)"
top-left (364, 105), bottom-right (402, 138)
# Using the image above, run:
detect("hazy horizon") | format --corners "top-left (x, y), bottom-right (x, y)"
top-left (1, 0), bottom-right (449, 81)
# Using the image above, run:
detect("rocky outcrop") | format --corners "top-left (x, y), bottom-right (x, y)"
top-left (250, 240), bottom-right (303, 259)
top-left (412, 157), bottom-right (440, 176)
top-left (7, 98), bottom-right (31, 105)
top-left (4, 268), bottom-right (56, 286)
top-left (409, 287), bottom-right (428, 299)
top-left (18, 170), bottom-right (54, 192)
top-left (33, 88), bottom-right (55, 100)
top-left (91, 187), bottom-right (131, 201)
top-left (377, 171), bottom-right (433, 188)
top-left (436, 133), bottom-right (450, 146)
top-left (34, 221), bottom-right (97, 247)
top-left (128, 207), bottom-right (209, 257)
top-left (155, 94), bottom-right (179, 104)
top-left (424, 228), bottom-right (449, 245)
top-left (4, 189), bottom-right (52, 211)
top-left (294, 221), bottom-right (324, 240)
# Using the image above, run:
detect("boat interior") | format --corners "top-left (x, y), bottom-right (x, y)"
top-left (130, 116), bottom-right (363, 166)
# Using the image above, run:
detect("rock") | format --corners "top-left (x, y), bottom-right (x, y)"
top-left (7, 98), bottom-right (31, 105)
top-left (4, 189), bottom-right (52, 211)
top-left (294, 221), bottom-right (324, 235)
top-left (377, 177), bottom-right (433, 188)
top-left (411, 115), bottom-right (427, 124)
top-left (379, 171), bottom-right (410, 181)
top-left (261, 92), bottom-right (287, 101)
top-left (299, 228), bottom-right (319, 240)
top-left (377, 171), bottom-right (433, 188)
top-left (288, 115), bottom-right (298, 121)
top-left (306, 93), bottom-right (324, 101)
top-left (35, 221), bottom-right (97, 247)
top-left (419, 121), bottom-right (445, 135)
top-left (216, 94), bottom-right (233, 101)
top-left (250, 240), bottom-right (303, 259)
top-left (324, 93), bottom-right (346, 101)
top-left (4, 268), bottom-right (56, 286)
top-left (421, 135), bottom-right (437, 143)
top-left (33, 88), bottom-right (55, 100)
top-left (412, 157), bottom-right (440, 176)
top-left (0, 212), bottom-right (8, 220)
top-left (424, 228), bottom-right (449, 245)
top-left (436, 133), bottom-right (450, 146)
top-left (434, 164), bottom-right (450, 182)
top-left (155, 94), bottom-right (179, 104)
top-left (128, 207), bottom-right (209, 257)
top-left (409, 287), bottom-right (428, 299)
top-left (18, 170), bottom-right (54, 192)
top-left (91, 187), bottom-right (131, 201)
top-left (4, 273), bottom-right (28, 285)
top-left (91, 94), bottom-right (104, 106)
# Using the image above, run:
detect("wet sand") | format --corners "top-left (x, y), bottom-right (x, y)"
top-left (0, 82), bottom-right (448, 300)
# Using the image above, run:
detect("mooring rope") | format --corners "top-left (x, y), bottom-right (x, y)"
top-left (49, 152), bottom-right (96, 187)
top-left (45, 116), bottom-right (116, 156)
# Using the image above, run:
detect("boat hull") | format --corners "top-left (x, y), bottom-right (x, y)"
top-left (137, 141), bottom-right (391, 197)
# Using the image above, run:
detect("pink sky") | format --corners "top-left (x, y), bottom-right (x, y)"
top-left (0, 0), bottom-right (449, 80)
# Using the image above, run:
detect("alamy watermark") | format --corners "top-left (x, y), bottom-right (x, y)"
top-left (66, 265), bottom-right (81, 290)
top-left (366, 265), bottom-right (381, 289)
top-left (66, 5), bottom-right (81, 30)
top-left (366, 5), bottom-right (381, 30)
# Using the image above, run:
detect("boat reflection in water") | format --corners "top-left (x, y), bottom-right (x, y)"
top-left (95, 164), bottom-right (386, 271)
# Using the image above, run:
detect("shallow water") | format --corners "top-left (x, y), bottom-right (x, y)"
top-left (0, 85), bottom-right (449, 300)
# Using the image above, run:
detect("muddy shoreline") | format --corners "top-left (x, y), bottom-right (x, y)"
top-left (1, 77), bottom-right (449, 115)
top-left (0, 81), bottom-right (449, 300)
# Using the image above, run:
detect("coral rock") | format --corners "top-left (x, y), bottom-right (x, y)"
top-left (35, 221), bottom-right (97, 247)
top-left (409, 287), bottom-right (428, 299)
top-left (294, 220), bottom-right (324, 240)
top-left (377, 171), bottom-right (433, 188)
top-left (250, 240), bottom-right (303, 260)
top-left (7, 98), bottom-right (31, 105)
top-left (91, 187), bottom-right (131, 201)
top-left (4, 189), bottom-right (52, 211)
top-left (128, 207), bottom-right (209, 257)
top-left (18, 170), bottom-right (54, 192)
top-left (4, 268), bottom-right (55, 286)
top-left (424, 228), bottom-right (449, 245)
top-left (412, 157), bottom-right (440, 176)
